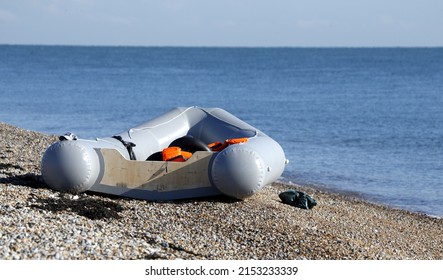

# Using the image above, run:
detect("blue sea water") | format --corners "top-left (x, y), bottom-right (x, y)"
top-left (1, 45), bottom-right (442, 217)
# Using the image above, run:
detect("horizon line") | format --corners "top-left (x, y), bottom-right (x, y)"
top-left (1, 43), bottom-right (442, 49)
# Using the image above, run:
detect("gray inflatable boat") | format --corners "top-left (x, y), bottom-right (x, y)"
top-left (41, 106), bottom-right (288, 200)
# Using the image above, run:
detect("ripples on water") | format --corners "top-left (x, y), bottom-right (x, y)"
top-left (1, 46), bottom-right (442, 216)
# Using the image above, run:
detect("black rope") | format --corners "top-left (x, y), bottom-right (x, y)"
top-left (112, 135), bottom-right (137, 160)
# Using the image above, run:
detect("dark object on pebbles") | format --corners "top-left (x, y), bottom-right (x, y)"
top-left (279, 190), bottom-right (317, 209)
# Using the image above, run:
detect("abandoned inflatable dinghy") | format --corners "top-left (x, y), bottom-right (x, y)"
top-left (41, 106), bottom-right (288, 200)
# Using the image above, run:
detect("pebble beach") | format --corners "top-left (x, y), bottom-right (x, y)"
top-left (1, 122), bottom-right (442, 260)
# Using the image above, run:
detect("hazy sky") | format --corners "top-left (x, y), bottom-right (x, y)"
top-left (1, 0), bottom-right (442, 47)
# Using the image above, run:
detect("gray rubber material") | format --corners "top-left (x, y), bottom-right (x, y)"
top-left (41, 106), bottom-right (287, 199)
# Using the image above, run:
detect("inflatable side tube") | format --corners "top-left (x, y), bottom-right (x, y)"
top-left (209, 135), bottom-right (286, 199)
top-left (41, 138), bottom-right (127, 193)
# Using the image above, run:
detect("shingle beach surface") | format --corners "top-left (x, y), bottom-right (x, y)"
top-left (1, 122), bottom-right (442, 260)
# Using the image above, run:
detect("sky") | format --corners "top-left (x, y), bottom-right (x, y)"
top-left (0, 0), bottom-right (442, 47)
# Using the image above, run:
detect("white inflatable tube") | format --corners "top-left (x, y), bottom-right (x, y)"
top-left (41, 106), bottom-right (288, 200)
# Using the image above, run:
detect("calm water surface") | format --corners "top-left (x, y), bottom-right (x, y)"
top-left (1, 45), bottom-right (442, 216)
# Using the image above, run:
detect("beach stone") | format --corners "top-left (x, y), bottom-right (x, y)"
top-left (0, 122), bottom-right (442, 260)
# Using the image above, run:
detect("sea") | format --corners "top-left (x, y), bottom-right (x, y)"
top-left (1, 45), bottom-right (442, 217)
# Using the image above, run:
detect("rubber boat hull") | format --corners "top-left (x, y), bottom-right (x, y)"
top-left (41, 107), bottom-right (288, 200)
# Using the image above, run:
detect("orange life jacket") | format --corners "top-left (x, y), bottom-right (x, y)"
top-left (208, 137), bottom-right (249, 152)
top-left (162, 146), bottom-right (193, 162)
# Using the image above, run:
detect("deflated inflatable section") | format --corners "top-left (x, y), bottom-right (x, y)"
top-left (41, 106), bottom-right (288, 200)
